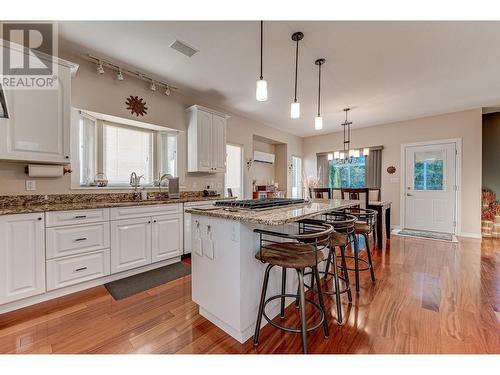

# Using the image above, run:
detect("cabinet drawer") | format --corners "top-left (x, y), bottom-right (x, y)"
top-left (46, 208), bottom-right (110, 227)
top-left (46, 249), bottom-right (110, 291)
top-left (110, 204), bottom-right (182, 220)
top-left (46, 222), bottom-right (110, 259)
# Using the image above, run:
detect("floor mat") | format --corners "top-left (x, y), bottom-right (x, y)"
top-left (104, 261), bottom-right (191, 300)
top-left (393, 228), bottom-right (457, 242)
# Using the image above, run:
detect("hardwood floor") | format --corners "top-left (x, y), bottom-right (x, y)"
top-left (0, 235), bottom-right (499, 354)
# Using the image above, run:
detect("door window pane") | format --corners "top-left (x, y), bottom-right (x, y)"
top-left (414, 150), bottom-right (444, 190)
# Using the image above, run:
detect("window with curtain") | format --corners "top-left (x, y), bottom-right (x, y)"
top-left (329, 156), bottom-right (366, 188)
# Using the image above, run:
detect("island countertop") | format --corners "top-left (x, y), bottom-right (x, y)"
top-left (185, 198), bottom-right (358, 225)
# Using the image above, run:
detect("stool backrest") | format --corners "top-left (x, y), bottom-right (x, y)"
top-left (309, 187), bottom-right (331, 199)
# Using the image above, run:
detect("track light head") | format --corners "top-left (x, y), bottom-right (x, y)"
top-left (96, 61), bottom-right (105, 75)
top-left (116, 69), bottom-right (124, 81)
top-left (164, 86), bottom-right (171, 96)
top-left (150, 80), bottom-right (156, 92)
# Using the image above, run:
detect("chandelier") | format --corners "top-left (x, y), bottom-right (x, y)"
top-left (329, 108), bottom-right (369, 164)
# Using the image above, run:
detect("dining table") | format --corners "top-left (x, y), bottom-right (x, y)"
top-left (368, 200), bottom-right (392, 249)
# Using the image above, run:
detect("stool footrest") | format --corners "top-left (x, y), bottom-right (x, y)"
top-left (262, 293), bottom-right (325, 334)
top-left (303, 270), bottom-right (350, 295)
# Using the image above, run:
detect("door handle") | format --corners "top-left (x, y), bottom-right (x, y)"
top-left (406, 193), bottom-right (413, 196)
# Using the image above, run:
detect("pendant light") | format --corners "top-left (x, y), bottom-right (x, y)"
top-left (256, 21), bottom-right (268, 101)
top-left (290, 32), bottom-right (303, 119)
top-left (314, 58), bottom-right (326, 130)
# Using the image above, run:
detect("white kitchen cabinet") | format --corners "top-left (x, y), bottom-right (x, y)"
top-left (46, 249), bottom-right (110, 291)
top-left (186, 105), bottom-right (228, 173)
top-left (152, 214), bottom-right (183, 262)
top-left (111, 217), bottom-right (152, 273)
top-left (0, 42), bottom-right (78, 164)
top-left (0, 213), bottom-right (46, 304)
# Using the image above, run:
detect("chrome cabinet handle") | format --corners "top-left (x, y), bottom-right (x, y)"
top-left (74, 267), bottom-right (87, 272)
top-left (74, 215), bottom-right (87, 219)
top-left (406, 193), bottom-right (413, 196)
top-left (74, 237), bottom-right (87, 242)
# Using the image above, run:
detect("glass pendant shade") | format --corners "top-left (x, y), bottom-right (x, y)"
top-left (327, 153), bottom-right (333, 161)
top-left (314, 116), bottom-right (323, 130)
top-left (334, 151), bottom-right (340, 159)
top-left (353, 149), bottom-right (360, 158)
top-left (290, 102), bottom-right (300, 119)
top-left (339, 152), bottom-right (345, 160)
top-left (363, 147), bottom-right (370, 156)
top-left (348, 149), bottom-right (355, 158)
top-left (256, 79), bottom-right (268, 101)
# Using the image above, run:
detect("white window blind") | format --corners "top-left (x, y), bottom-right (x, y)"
top-left (160, 132), bottom-right (177, 177)
top-left (103, 123), bottom-right (153, 185)
top-left (79, 114), bottom-right (96, 186)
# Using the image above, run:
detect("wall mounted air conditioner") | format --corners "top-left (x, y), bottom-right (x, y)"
top-left (253, 150), bottom-right (275, 164)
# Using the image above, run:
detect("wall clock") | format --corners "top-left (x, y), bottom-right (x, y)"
top-left (125, 95), bottom-right (148, 116)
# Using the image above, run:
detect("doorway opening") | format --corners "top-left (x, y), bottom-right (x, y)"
top-left (225, 143), bottom-right (244, 199)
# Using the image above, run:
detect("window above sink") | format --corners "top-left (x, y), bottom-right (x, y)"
top-left (72, 109), bottom-right (178, 189)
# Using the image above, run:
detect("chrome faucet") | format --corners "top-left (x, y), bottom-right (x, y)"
top-left (157, 173), bottom-right (172, 193)
top-left (129, 172), bottom-right (144, 200)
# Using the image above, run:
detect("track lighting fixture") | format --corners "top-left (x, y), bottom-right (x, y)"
top-left (97, 60), bottom-right (105, 75)
top-left (290, 32), bottom-right (303, 119)
top-left (89, 55), bottom-right (176, 97)
top-left (256, 21), bottom-right (268, 102)
top-left (314, 58), bottom-right (325, 130)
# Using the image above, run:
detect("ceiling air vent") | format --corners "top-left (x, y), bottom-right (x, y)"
top-left (169, 40), bottom-right (198, 58)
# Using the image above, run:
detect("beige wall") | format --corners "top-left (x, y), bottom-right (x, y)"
top-left (303, 109), bottom-right (482, 236)
top-left (0, 51), bottom-right (302, 197)
top-left (252, 141), bottom-right (276, 186)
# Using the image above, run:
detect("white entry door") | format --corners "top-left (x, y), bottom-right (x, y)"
top-left (404, 142), bottom-right (457, 233)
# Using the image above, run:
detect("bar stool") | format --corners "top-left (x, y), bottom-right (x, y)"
top-left (335, 207), bottom-right (377, 292)
top-left (252, 221), bottom-right (334, 354)
top-left (301, 213), bottom-right (357, 325)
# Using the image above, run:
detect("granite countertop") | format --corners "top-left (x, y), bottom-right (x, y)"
top-left (0, 196), bottom-right (234, 216)
top-left (185, 199), bottom-right (359, 225)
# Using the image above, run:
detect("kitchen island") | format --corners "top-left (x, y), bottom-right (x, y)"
top-left (186, 199), bottom-right (356, 343)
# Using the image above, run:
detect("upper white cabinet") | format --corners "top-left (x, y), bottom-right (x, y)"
top-left (186, 105), bottom-right (229, 173)
top-left (0, 213), bottom-right (46, 304)
top-left (0, 41), bottom-right (78, 164)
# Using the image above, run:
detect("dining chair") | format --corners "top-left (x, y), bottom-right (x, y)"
top-left (309, 187), bottom-right (332, 199)
top-left (341, 187), bottom-right (369, 209)
top-left (369, 188), bottom-right (381, 202)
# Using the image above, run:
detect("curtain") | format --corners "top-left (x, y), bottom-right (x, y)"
top-left (316, 154), bottom-right (329, 187)
top-left (366, 149), bottom-right (382, 188)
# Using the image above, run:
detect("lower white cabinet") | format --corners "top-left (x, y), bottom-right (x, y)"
top-left (0, 213), bottom-right (46, 304)
top-left (152, 214), bottom-right (183, 262)
top-left (111, 217), bottom-right (152, 273)
top-left (46, 249), bottom-right (110, 291)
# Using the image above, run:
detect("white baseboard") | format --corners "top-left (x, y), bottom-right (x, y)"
top-left (458, 232), bottom-right (482, 239)
top-left (0, 256), bottom-right (181, 315)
